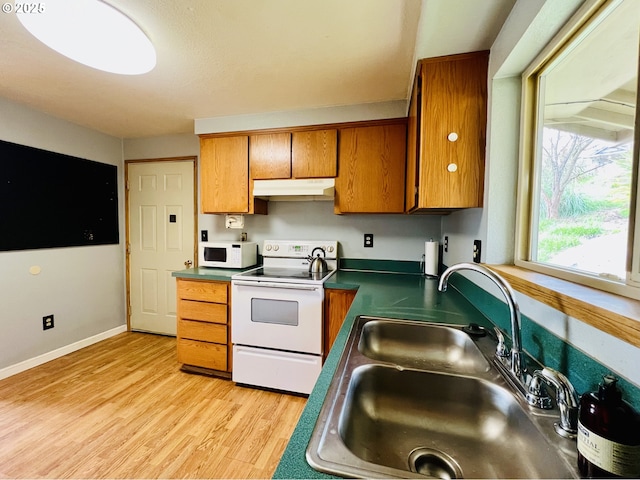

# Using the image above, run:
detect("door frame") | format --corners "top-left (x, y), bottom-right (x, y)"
top-left (124, 156), bottom-right (198, 331)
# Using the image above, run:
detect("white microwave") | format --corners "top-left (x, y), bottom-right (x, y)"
top-left (199, 241), bottom-right (258, 269)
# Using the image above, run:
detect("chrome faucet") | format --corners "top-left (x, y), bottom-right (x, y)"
top-left (438, 262), bottom-right (581, 438)
top-left (526, 367), bottom-right (579, 438)
top-left (438, 263), bottom-right (527, 384)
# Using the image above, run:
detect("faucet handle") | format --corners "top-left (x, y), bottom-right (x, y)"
top-left (525, 374), bottom-right (553, 409)
top-left (493, 327), bottom-right (509, 358)
top-left (527, 367), bottom-right (579, 438)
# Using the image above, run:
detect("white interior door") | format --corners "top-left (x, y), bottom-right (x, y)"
top-left (128, 160), bottom-right (195, 335)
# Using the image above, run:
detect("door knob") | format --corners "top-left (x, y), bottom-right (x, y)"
top-left (184, 260), bottom-right (193, 268)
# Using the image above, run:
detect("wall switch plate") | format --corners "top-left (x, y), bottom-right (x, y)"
top-left (473, 240), bottom-right (482, 263)
top-left (364, 233), bottom-right (374, 248)
top-left (201, 230), bottom-right (208, 242)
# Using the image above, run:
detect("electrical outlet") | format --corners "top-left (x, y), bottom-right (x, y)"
top-left (364, 233), bottom-right (374, 248)
top-left (43, 314), bottom-right (54, 330)
top-left (473, 240), bottom-right (482, 263)
top-left (201, 230), bottom-right (208, 242)
top-left (443, 236), bottom-right (449, 253)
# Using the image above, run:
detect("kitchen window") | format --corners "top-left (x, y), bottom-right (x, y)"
top-left (516, 0), bottom-right (640, 300)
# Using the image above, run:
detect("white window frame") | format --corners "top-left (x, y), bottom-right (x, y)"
top-left (514, 0), bottom-right (640, 300)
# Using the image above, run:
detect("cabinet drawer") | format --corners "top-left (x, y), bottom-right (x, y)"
top-left (178, 300), bottom-right (227, 324)
top-left (177, 338), bottom-right (227, 371)
top-left (178, 319), bottom-right (227, 343)
top-left (177, 279), bottom-right (228, 303)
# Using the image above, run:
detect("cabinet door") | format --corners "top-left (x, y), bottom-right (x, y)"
top-left (335, 123), bottom-right (407, 213)
top-left (292, 129), bottom-right (337, 178)
top-left (406, 72), bottom-right (421, 211)
top-left (418, 51), bottom-right (488, 209)
top-left (323, 288), bottom-right (356, 360)
top-left (200, 136), bottom-right (249, 213)
top-left (250, 133), bottom-right (292, 179)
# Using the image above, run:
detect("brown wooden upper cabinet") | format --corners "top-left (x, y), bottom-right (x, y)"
top-left (200, 135), bottom-right (267, 214)
top-left (250, 129), bottom-right (337, 180)
top-left (406, 51), bottom-right (488, 212)
top-left (335, 121), bottom-right (407, 214)
top-left (292, 129), bottom-right (337, 178)
top-left (250, 132), bottom-right (292, 179)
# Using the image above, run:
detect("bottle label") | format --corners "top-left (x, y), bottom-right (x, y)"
top-left (577, 421), bottom-right (640, 477)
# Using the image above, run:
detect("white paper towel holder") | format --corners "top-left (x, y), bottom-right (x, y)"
top-left (421, 239), bottom-right (440, 278)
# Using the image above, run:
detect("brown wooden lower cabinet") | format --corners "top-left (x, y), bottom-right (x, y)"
top-left (176, 278), bottom-right (232, 377)
top-left (324, 288), bottom-right (357, 360)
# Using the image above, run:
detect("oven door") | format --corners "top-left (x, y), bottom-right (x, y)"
top-left (231, 280), bottom-right (323, 355)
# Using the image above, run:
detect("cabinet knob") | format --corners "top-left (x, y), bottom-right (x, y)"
top-left (447, 132), bottom-right (459, 142)
top-left (447, 163), bottom-right (458, 173)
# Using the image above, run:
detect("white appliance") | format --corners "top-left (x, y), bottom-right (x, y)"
top-left (231, 240), bottom-right (338, 395)
top-left (252, 178), bottom-right (335, 201)
top-left (199, 241), bottom-right (257, 268)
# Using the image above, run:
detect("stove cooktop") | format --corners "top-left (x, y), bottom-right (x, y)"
top-left (233, 266), bottom-right (336, 283)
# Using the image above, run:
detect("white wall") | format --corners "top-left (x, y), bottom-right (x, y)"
top-left (200, 201), bottom-right (441, 262)
top-left (0, 97), bottom-right (126, 374)
top-left (441, 0), bottom-right (640, 387)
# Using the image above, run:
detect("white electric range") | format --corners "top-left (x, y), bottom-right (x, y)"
top-left (231, 240), bottom-right (338, 395)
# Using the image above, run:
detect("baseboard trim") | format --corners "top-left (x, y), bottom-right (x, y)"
top-left (0, 325), bottom-right (128, 380)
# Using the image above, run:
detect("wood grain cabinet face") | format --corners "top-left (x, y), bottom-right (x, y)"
top-left (176, 279), bottom-right (231, 375)
top-left (250, 133), bottom-right (292, 179)
top-left (200, 136), bottom-right (249, 214)
top-left (335, 123), bottom-right (407, 213)
top-left (408, 51), bottom-right (488, 211)
top-left (323, 288), bottom-right (357, 360)
top-left (250, 129), bottom-right (338, 180)
top-left (406, 72), bottom-right (421, 212)
top-left (200, 135), bottom-right (267, 215)
top-left (292, 129), bottom-right (337, 178)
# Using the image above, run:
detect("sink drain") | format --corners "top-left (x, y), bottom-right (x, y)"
top-left (408, 447), bottom-right (462, 479)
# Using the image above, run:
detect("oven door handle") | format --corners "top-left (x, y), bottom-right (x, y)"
top-left (232, 280), bottom-right (320, 291)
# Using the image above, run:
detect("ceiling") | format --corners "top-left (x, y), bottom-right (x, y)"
top-left (0, 0), bottom-right (515, 139)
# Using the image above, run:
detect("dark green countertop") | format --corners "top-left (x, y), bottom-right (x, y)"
top-left (171, 266), bottom-right (257, 281)
top-left (273, 269), bottom-right (492, 479)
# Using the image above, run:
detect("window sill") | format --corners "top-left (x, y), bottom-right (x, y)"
top-left (488, 264), bottom-right (640, 348)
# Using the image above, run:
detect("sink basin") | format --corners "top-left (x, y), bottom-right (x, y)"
top-left (307, 316), bottom-right (579, 479)
top-left (358, 319), bottom-right (490, 374)
top-left (337, 365), bottom-right (575, 478)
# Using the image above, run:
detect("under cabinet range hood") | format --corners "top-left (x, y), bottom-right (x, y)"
top-left (252, 178), bottom-right (335, 201)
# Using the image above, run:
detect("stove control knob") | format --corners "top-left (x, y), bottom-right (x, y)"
top-left (273, 245), bottom-right (279, 251)
top-left (327, 245), bottom-right (334, 253)
top-left (265, 244), bottom-right (272, 251)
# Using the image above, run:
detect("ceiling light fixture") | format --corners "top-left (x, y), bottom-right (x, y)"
top-left (17, 0), bottom-right (156, 75)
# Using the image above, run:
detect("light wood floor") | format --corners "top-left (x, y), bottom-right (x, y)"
top-left (0, 332), bottom-right (307, 479)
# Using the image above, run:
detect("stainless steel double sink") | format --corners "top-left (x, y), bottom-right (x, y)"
top-left (306, 316), bottom-right (579, 479)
